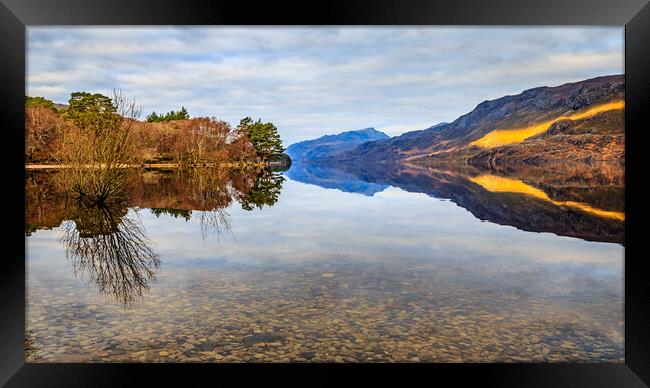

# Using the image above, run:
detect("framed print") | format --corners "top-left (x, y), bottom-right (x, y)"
top-left (1, 0), bottom-right (649, 386)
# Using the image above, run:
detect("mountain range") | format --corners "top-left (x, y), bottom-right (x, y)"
top-left (287, 75), bottom-right (624, 165)
top-left (285, 127), bottom-right (389, 161)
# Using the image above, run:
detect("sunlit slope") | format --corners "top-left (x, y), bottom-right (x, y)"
top-left (469, 174), bottom-right (624, 221)
top-left (471, 101), bottom-right (625, 148)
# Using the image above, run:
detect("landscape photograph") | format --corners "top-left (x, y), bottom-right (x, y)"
top-left (25, 27), bottom-right (624, 363)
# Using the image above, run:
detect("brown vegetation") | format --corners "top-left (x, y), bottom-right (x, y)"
top-left (25, 92), bottom-right (280, 204)
top-left (54, 91), bottom-right (144, 203)
top-left (135, 117), bottom-right (257, 165)
top-left (457, 110), bottom-right (625, 166)
top-left (25, 167), bottom-right (284, 237)
top-left (25, 105), bottom-right (68, 163)
top-left (26, 96), bottom-right (262, 167)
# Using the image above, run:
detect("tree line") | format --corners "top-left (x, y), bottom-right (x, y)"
top-left (145, 107), bottom-right (189, 122)
top-left (25, 92), bottom-right (286, 166)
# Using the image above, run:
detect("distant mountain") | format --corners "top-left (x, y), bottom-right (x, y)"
top-left (335, 122), bottom-right (448, 161)
top-left (285, 127), bottom-right (389, 161)
top-left (332, 75), bottom-right (624, 164)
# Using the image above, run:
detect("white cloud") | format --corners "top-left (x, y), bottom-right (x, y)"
top-left (27, 27), bottom-right (623, 145)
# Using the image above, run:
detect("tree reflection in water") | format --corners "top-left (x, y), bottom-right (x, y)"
top-left (27, 167), bottom-right (288, 307)
top-left (240, 170), bottom-right (285, 211)
top-left (181, 168), bottom-right (235, 242)
top-left (61, 200), bottom-right (160, 309)
top-left (199, 208), bottom-right (232, 242)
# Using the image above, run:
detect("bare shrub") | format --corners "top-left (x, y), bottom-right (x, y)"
top-left (171, 118), bottom-right (231, 165)
top-left (56, 90), bottom-right (143, 203)
top-left (25, 106), bottom-right (66, 162)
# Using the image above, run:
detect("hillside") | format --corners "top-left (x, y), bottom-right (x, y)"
top-left (332, 75), bottom-right (624, 164)
top-left (285, 127), bottom-right (389, 161)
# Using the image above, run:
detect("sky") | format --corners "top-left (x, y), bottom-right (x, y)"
top-left (27, 27), bottom-right (623, 146)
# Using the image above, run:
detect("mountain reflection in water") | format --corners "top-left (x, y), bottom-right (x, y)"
top-left (25, 163), bottom-right (624, 363)
top-left (469, 174), bottom-right (624, 221)
top-left (25, 162), bottom-right (624, 307)
top-left (288, 161), bottom-right (624, 244)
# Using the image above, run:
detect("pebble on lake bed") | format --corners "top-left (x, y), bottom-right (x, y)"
top-left (26, 259), bottom-right (624, 363)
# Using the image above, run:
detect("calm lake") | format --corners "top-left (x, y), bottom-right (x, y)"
top-left (25, 161), bottom-right (624, 362)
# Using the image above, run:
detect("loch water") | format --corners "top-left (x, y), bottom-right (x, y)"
top-left (25, 161), bottom-right (624, 362)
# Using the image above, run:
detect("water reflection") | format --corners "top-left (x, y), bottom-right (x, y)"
top-left (26, 168), bottom-right (284, 236)
top-left (287, 161), bottom-right (624, 243)
top-left (26, 167), bottom-right (285, 308)
top-left (25, 162), bottom-right (624, 310)
top-left (28, 162), bottom-right (624, 245)
top-left (61, 200), bottom-right (159, 309)
top-left (198, 208), bottom-right (233, 241)
top-left (286, 162), bottom-right (388, 196)
top-left (240, 170), bottom-right (285, 211)
top-left (469, 174), bottom-right (624, 221)
top-left (25, 163), bottom-right (624, 362)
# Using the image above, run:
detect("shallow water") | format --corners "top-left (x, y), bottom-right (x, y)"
top-left (25, 163), bottom-right (624, 362)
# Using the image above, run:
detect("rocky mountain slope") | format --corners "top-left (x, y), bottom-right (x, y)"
top-left (333, 75), bottom-right (624, 164)
top-left (285, 127), bottom-right (389, 161)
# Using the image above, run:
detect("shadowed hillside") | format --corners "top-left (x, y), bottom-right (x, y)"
top-left (327, 75), bottom-right (624, 165)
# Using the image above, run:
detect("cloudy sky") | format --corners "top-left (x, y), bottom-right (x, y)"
top-left (27, 27), bottom-right (623, 145)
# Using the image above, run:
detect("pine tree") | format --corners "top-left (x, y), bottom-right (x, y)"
top-left (180, 107), bottom-right (189, 119)
top-left (146, 107), bottom-right (189, 122)
top-left (25, 96), bottom-right (57, 111)
top-left (146, 111), bottom-right (160, 122)
top-left (239, 118), bottom-right (284, 160)
top-left (63, 92), bottom-right (121, 135)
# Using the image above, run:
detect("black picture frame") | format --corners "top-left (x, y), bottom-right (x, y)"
top-left (1, 0), bottom-right (648, 386)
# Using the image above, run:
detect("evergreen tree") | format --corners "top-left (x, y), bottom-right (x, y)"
top-left (25, 96), bottom-right (57, 111)
top-left (239, 118), bottom-right (284, 160)
top-left (62, 92), bottom-right (121, 135)
top-left (146, 107), bottom-right (190, 122)
top-left (179, 107), bottom-right (189, 119)
top-left (146, 111), bottom-right (160, 122)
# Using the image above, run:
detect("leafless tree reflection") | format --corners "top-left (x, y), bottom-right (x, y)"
top-left (180, 168), bottom-right (235, 242)
top-left (199, 208), bottom-right (233, 242)
top-left (61, 201), bottom-right (160, 309)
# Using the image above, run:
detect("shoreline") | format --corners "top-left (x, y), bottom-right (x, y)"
top-left (25, 162), bottom-right (269, 170)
